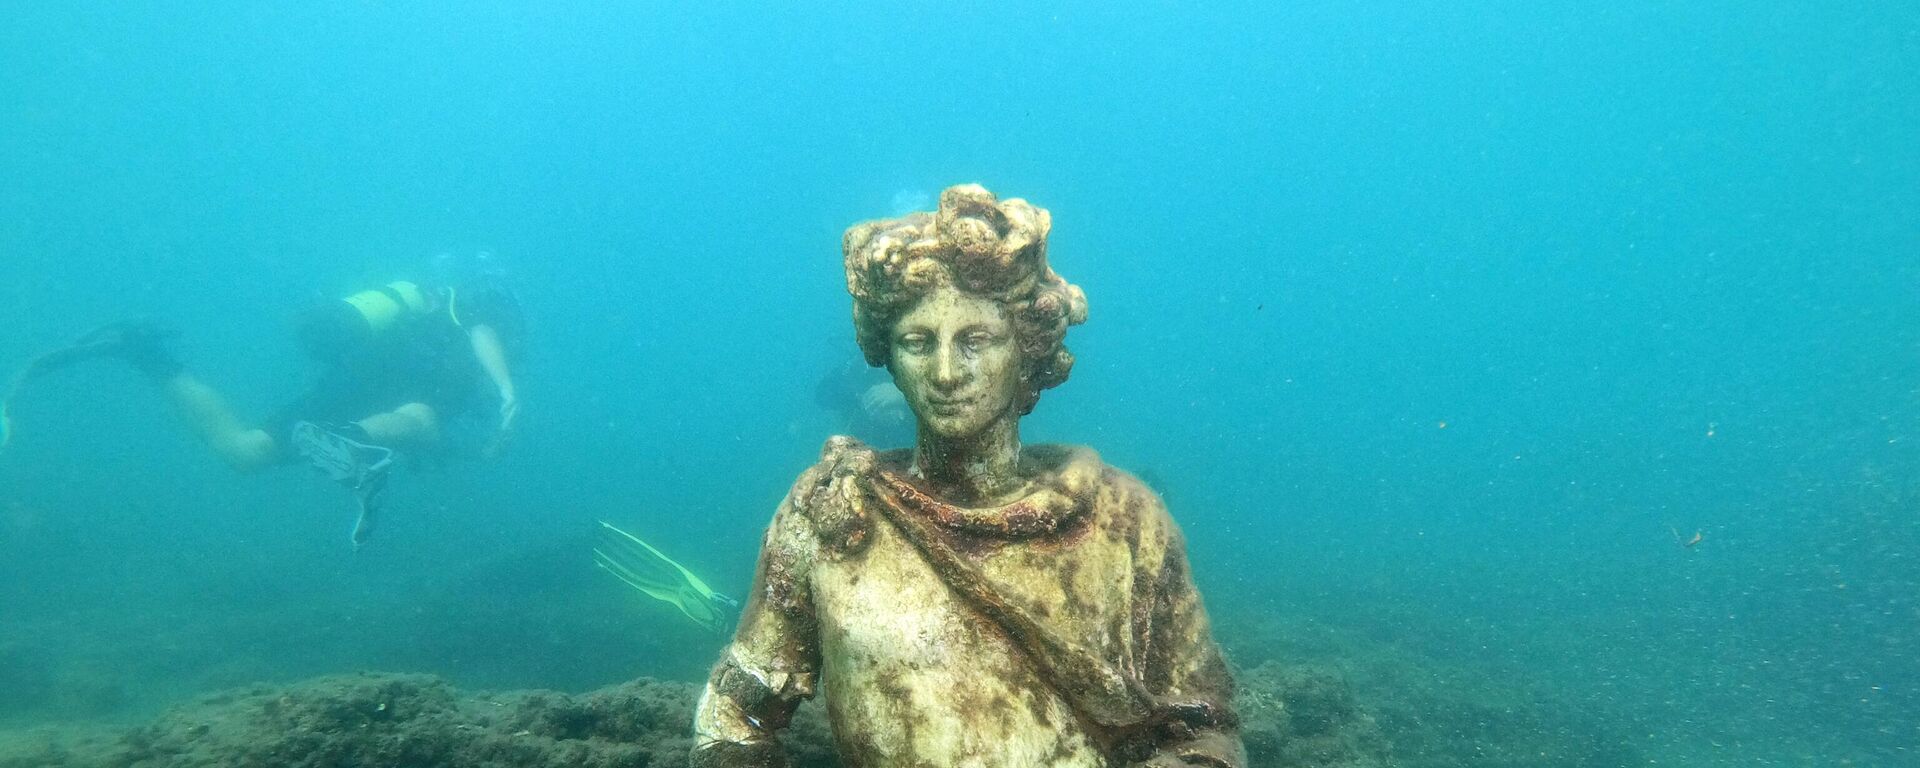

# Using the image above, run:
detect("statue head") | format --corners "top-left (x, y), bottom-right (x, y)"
top-left (843, 185), bottom-right (1088, 439)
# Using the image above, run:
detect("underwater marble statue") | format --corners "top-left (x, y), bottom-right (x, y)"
top-left (693, 185), bottom-right (1244, 767)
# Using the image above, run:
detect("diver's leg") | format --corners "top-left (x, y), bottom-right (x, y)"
top-left (155, 372), bottom-right (282, 473)
top-left (352, 402), bottom-right (441, 451)
top-left (35, 320), bottom-right (283, 472)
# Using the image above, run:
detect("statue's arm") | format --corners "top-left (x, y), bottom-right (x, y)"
top-left (1138, 512), bottom-right (1246, 768)
top-left (692, 494), bottom-right (822, 768)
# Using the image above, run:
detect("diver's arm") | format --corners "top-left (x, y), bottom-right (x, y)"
top-left (467, 324), bottom-right (518, 431)
top-left (693, 490), bottom-right (823, 768)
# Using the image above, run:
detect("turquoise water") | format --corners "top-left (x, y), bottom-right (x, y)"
top-left (1, 2), bottom-right (1915, 765)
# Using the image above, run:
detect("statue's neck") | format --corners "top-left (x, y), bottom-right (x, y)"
top-left (911, 416), bottom-right (1024, 505)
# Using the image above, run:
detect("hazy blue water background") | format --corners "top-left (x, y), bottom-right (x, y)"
top-left (2, 2), bottom-right (1915, 765)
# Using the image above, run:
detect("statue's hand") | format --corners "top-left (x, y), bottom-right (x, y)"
top-left (690, 740), bottom-right (789, 768)
top-left (1128, 751), bottom-right (1238, 768)
top-left (1126, 730), bottom-right (1244, 768)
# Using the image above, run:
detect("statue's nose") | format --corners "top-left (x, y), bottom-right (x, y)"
top-left (932, 343), bottom-right (966, 388)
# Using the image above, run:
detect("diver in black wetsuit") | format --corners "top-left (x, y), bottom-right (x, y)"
top-left (812, 356), bottom-right (915, 448)
top-left (26, 263), bottom-right (523, 548)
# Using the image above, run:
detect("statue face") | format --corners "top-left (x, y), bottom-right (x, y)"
top-left (888, 287), bottom-right (1023, 441)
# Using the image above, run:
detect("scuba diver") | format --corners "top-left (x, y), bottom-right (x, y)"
top-left (813, 355), bottom-right (914, 448)
top-left (3, 253), bottom-right (523, 549)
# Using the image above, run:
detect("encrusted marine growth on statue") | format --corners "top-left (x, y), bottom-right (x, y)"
top-left (693, 184), bottom-right (1243, 768)
top-left (844, 184), bottom-right (1088, 414)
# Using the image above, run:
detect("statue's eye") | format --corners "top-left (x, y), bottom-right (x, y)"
top-left (898, 333), bottom-right (931, 354)
top-left (964, 331), bottom-right (996, 350)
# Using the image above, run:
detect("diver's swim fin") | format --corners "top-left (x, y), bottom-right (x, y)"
top-left (23, 320), bottom-right (181, 381)
top-left (291, 421), bottom-right (395, 549)
top-left (349, 470), bottom-right (389, 549)
top-left (1, 321), bottom-right (181, 453)
top-left (593, 520), bottom-right (739, 633)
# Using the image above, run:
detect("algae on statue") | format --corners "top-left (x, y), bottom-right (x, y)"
top-left (693, 185), bottom-right (1245, 768)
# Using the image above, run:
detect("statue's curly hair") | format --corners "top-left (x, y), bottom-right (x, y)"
top-left (843, 184), bottom-right (1089, 415)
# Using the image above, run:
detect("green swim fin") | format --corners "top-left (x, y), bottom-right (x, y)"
top-left (593, 520), bottom-right (739, 633)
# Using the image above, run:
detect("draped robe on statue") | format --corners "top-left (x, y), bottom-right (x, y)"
top-left (693, 437), bottom-right (1243, 768)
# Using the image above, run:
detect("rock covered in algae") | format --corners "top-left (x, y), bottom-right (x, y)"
top-left (0, 663), bottom-right (1390, 767)
top-left (0, 673), bottom-right (837, 768)
top-left (1234, 661), bottom-right (1391, 768)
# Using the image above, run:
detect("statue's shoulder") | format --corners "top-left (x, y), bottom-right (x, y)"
top-left (776, 435), bottom-right (886, 554)
top-left (783, 432), bottom-right (860, 485)
top-left (783, 435), bottom-right (872, 492)
top-left (1099, 463), bottom-right (1167, 510)
top-left (1026, 443), bottom-right (1173, 528)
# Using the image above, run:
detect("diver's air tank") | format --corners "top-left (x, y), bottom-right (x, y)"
top-left (296, 280), bottom-right (437, 361)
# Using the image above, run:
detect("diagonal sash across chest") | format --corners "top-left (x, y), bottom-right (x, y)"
top-left (860, 465), bottom-right (1228, 760)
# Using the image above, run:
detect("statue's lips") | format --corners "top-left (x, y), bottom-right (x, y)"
top-left (925, 395), bottom-right (975, 415)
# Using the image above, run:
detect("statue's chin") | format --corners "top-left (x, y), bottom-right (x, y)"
top-left (916, 413), bottom-right (988, 443)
